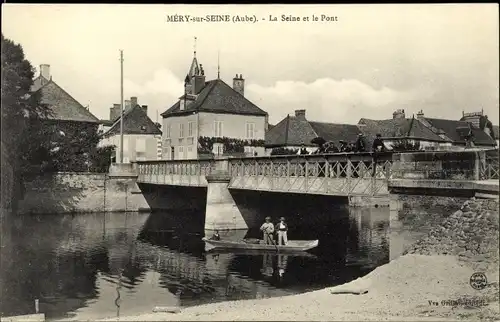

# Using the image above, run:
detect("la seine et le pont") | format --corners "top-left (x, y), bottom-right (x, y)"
top-left (269, 14), bottom-right (338, 22)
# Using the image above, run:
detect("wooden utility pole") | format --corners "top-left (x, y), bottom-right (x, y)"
top-left (120, 50), bottom-right (124, 163)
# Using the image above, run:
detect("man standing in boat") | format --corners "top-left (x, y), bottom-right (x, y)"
top-left (260, 217), bottom-right (275, 245)
top-left (275, 217), bottom-right (288, 246)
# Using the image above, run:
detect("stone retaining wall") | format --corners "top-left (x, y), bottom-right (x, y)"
top-left (17, 172), bottom-right (150, 214)
top-left (405, 198), bottom-right (499, 266)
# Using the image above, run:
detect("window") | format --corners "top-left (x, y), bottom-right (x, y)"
top-left (187, 146), bottom-right (193, 159)
top-left (246, 122), bottom-right (255, 139)
top-left (214, 121), bottom-right (223, 137)
top-left (178, 146), bottom-right (184, 159)
top-left (136, 137), bottom-right (146, 153)
top-left (213, 143), bottom-right (224, 155)
top-left (165, 124), bottom-right (171, 139)
top-left (179, 123), bottom-right (185, 138)
top-left (180, 100), bottom-right (185, 111)
top-left (244, 146), bottom-right (257, 156)
top-left (188, 121), bottom-right (194, 137)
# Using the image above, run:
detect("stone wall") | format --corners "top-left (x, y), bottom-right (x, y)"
top-left (406, 198), bottom-right (499, 270)
top-left (390, 194), bottom-right (470, 234)
top-left (17, 172), bottom-right (150, 214)
top-left (392, 150), bottom-right (482, 180)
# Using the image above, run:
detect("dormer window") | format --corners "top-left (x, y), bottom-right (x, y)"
top-left (141, 125), bottom-right (146, 132)
top-left (180, 99), bottom-right (185, 111)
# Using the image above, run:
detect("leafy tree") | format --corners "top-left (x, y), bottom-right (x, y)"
top-left (1, 34), bottom-right (51, 176)
top-left (89, 145), bottom-right (115, 173)
top-left (43, 121), bottom-right (115, 173)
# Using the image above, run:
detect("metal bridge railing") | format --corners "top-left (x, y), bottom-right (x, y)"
top-left (136, 159), bottom-right (216, 177)
top-left (228, 152), bottom-right (393, 180)
top-left (480, 149), bottom-right (499, 180)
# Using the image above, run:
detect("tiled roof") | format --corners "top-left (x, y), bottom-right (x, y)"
top-left (32, 76), bottom-right (99, 123)
top-left (265, 115), bottom-right (360, 147)
top-left (493, 125), bottom-right (499, 140)
top-left (161, 79), bottom-right (268, 117)
top-left (358, 117), bottom-right (448, 147)
top-left (265, 115), bottom-right (318, 147)
top-left (103, 104), bottom-right (162, 137)
top-left (309, 121), bottom-right (361, 144)
top-left (423, 118), bottom-right (496, 146)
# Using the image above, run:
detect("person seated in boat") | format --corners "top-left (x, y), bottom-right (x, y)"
top-left (275, 217), bottom-right (288, 246)
top-left (260, 217), bottom-right (275, 245)
top-left (209, 230), bottom-right (221, 241)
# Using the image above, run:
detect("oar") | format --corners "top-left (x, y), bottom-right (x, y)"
top-left (265, 231), bottom-right (279, 253)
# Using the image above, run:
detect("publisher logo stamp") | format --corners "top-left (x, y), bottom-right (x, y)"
top-left (470, 272), bottom-right (487, 290)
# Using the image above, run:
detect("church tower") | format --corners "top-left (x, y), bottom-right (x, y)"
top-left (182, 37), bottom-right (206, 110)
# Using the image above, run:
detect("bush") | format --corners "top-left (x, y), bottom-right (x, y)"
top-left (270, 147), bottom-right (298, 156)
top-left (391, 139), bottom-right (422, 152)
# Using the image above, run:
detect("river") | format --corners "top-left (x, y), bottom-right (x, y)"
top-left (1, 206), bottom-right (403, 321)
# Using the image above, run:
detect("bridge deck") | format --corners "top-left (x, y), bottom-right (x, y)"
top-left (135, 150), bottom-right (499, 197)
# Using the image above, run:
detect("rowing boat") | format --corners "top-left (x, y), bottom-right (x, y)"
top-left (205, 248), bottom-right (318, 258)
top-left (202, 237), bottom-right (319, 253)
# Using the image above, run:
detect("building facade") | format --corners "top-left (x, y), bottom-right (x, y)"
top-left (161, 53), bottom-right (268, 160)
top-left (416, 110), bottom-right (497, 150)
top-left (30, 64), bottom-right (101, 171)
top-left (265, 109), bottom-right (361, 154)
top-left (100, 96), bottom-right (162, 163)
top-left (358, 109), bottom-right (451, 151)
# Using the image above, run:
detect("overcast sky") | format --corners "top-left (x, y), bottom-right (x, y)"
top-left (2, 4), bottom-right (499, 125)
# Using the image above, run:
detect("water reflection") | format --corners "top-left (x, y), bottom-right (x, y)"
top-left (1, 207), bottom-right (391, 320)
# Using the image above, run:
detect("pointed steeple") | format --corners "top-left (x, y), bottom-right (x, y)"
top-left (187, 36), bottom-right (200, 77)
top-left (217, 49), bottom-right (220, 79)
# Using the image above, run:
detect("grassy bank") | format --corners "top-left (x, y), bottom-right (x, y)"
top-left (101, 198), bottom-right (499, 321)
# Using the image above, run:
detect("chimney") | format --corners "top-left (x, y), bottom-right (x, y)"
top-left (130, 96), bottom-right (138, 107)
top-left (192, 66), bottom-right (206, 95)
top-left (416, 110), bottom-right (425, 119)
top-left (141, 105), bottom-right (148, 116)
top-left (392, 109), bottom-right (405, 119)
top-left (40, 64), bottom-right (51, 80)
top-left (233, 74), bottom-right (245, 96)
top-left (295, 109), bottom-right (306, 118)
top-left (461, 111), bottom-right (483, 129)
top-left (110, 103), bottom-right (121, 120)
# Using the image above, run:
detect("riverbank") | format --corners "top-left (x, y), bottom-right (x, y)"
top-left (101, 198), bottom-right (499, 321)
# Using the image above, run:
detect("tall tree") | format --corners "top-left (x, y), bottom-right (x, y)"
top-left (1, 34), bottom-right (54, 212)
top-left (1, 34), bottom-right (51, 175)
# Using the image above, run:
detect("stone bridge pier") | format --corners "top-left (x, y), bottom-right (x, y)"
top-left (205, 158), bottom-right (258, 231)
top-left (206, 159), bottom-right (244, 230)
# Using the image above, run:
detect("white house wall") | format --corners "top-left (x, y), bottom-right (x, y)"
top-left (162, 112), bottom-right (266, 160)
top-left (99, 134), bottom-right (161, 163)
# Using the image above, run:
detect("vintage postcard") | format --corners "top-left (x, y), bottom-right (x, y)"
top-left (1, 4), bottom-right (498, 321)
